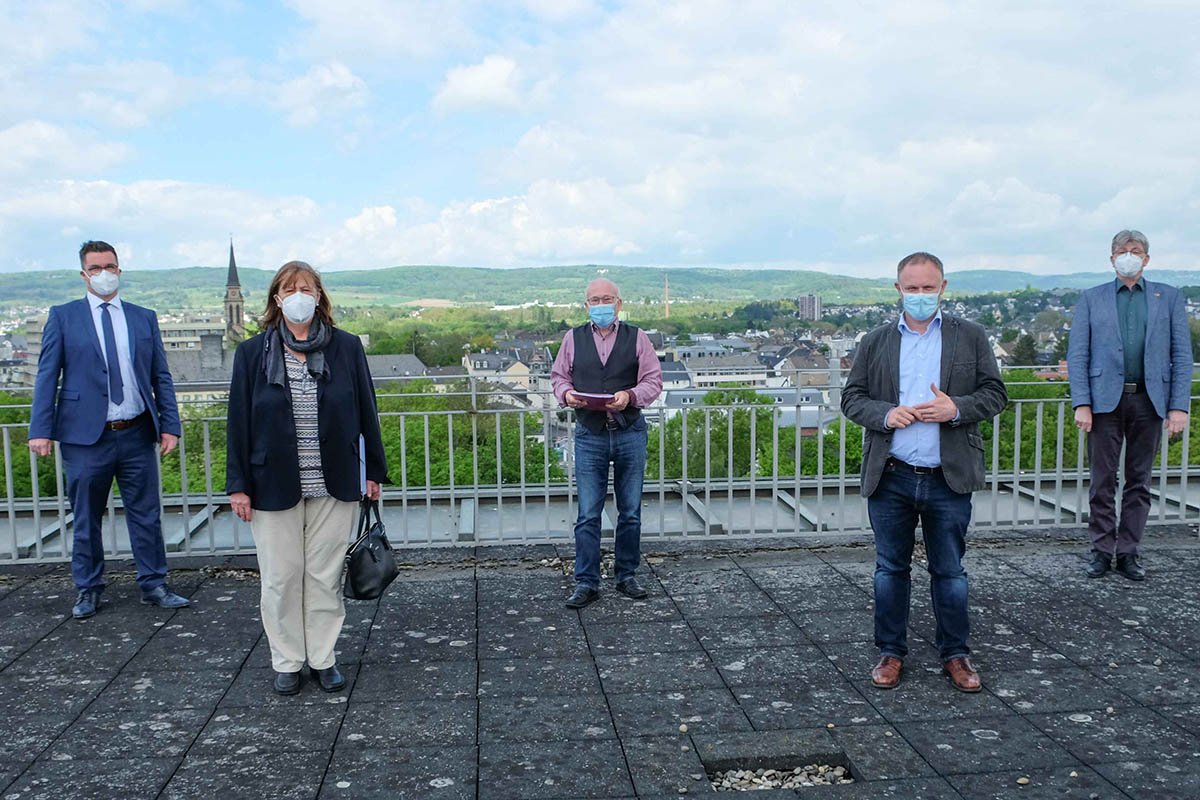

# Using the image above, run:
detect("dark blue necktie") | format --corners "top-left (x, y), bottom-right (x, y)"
top-left (100, 302), bottom-right (124, 405)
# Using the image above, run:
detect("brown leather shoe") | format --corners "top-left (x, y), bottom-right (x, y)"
top-left (943, 657), bottom-right (982, 693)
top-left (871, 656), bottom-right (903, 689)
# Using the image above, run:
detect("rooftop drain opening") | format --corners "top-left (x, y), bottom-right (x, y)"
top-left (706, 752), bottom-right (857, 791)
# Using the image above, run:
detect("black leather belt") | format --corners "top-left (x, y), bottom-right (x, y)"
top-left (1123, 382), bottom-right (1145, 394)
top-left (106, 411), bottom-right (148, 431)
top-left (887, 457), bottom-right (941, 475)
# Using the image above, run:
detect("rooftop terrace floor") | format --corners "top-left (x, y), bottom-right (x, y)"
top-left (1, 525), bottom-right (1199, 799)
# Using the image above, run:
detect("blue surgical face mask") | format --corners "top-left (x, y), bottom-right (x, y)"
top-left (902, 292), bottom-right (940, 321)
top-left (588, 304), bottom-right (616, 328)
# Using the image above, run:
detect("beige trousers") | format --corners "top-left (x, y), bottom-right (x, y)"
top-left (251, 495), bottom-right (357, 672)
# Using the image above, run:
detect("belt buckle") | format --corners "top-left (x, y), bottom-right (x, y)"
top-left (1123, 382), bottom-right (1138, 394)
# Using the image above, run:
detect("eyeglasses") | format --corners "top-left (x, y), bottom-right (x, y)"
top-left (587, 295), bottom-right (618, 305)
top-left (84, 264), bottom-right (119, 275)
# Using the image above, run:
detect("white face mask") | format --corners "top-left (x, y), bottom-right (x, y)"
top-left (88, 270), bottom-right (120, 296)
top-left (1114, 252), bottom-right (1144, 278)
top-left (279, 291), bottom-right (317, 324)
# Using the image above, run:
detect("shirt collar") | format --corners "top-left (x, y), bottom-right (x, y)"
top-left (897, 309), bottom-right (942, 335)
top-left (1114, 276), bottom-right (1145, 293)
top-left (590, 320), bottom-right (620, 335)
top-left (86, 292), bottom-right (122, 310)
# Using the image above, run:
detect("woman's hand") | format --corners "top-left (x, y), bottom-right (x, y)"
top-left (366, 480), bottom-right (381, 501)
top-left (230, 492), bottom-right (253, 522)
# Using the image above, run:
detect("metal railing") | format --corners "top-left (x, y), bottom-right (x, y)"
top-left (0, 369), bottom-right (1197, 562)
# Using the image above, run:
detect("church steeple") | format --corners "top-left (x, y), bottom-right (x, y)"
top-left (224, 238), bottom-right (246, 343)
top-left (226, 240), bottom-right (241, 288)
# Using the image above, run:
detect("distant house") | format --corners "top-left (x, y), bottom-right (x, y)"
top-left (687, 354), bottom-right (770, 388)
top-left (774, 353), bottom-right (830, 388)
top-left (425, 365), bottom-right (469, 394)
top-left (166, 333), bottom-right (236, 404)
top-left (1034, 361), bottom-right (1069, 382)
top-left (662, 386), bottom-right (833, 433)
top-left (669, 344), bottom-right (730, 361)
top-left (366, 354), bottom-right (427, 382)
top-left (463, 351), bottom-right (516, 378)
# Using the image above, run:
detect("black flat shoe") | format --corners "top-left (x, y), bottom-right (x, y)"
top-left (565, 585), bottom-right (600, 609)
top-left (273, 670), bottom-right (302, 696)
top-left (311, 665), bottom-right (345, 692)
top-left (1115, 554), bottom-right (1145, 581)
top-left (614, 578), bottom-right (648, 599)
top-left (1086, 552), bottom-right (1111, 579)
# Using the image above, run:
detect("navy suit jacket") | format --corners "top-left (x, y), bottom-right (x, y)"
top-left (29, 297), bottom-right (182, 445)
top-left (224, 327), bottom-right (389, 511)
top-left (1068, 279), bottom-right (1194, 418)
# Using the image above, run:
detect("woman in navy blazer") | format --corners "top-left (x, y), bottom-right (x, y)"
top-left (225, 261), bottom-right (387, 696)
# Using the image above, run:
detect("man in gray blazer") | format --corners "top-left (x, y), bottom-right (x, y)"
top-left (842, 252), bottom-right (1007, 693)
top-left (1068, 229), bottom-right (1193, 581)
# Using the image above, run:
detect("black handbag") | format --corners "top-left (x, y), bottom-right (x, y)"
top-left (343, 498), bottom-right (399, 600)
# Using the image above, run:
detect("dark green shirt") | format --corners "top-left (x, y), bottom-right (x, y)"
top-left (1115, 277), bottom-right (1147, 383)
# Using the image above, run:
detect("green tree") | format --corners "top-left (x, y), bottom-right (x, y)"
top-left (1011, 334), bottom-right (1039, 366)
top-left (1000, 328), bottom-right (1019, 343)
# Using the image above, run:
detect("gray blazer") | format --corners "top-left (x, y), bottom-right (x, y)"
top-left (1067, 279), bottom-right (1194, 418)
top-left (841, 314), bottom-right (1008, 497)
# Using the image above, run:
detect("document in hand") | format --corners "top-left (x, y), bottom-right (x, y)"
top-left (574, 392), bottom-right (616, 410)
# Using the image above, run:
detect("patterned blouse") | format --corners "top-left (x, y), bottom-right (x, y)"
top-left (285, 349), bottom-right (328, 498)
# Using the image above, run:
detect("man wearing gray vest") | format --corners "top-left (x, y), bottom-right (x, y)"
top-left (1068, 229), bottom-right (1193, 581)
top-left (550, 278), bottom-right (663, 608)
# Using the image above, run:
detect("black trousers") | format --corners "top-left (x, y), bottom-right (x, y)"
top-left (1087, 390), bottom-right (1163, 557)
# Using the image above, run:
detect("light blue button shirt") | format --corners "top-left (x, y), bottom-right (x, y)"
top-left (86, 292), bottom-right (146, 422)
top-left (889, 311), bottom-right (943, 467)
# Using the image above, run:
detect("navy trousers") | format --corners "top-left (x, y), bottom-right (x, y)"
top-left (59, 417), bottom-right (168, 592)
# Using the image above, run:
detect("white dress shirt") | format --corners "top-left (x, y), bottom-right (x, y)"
top-left (86, 292), bottom-right (146, 422)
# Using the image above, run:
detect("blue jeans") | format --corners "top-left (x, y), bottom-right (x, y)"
top-left (573, 420), bottom-right (648, 589)
top-left (867, 462), bottom-right (973, 662)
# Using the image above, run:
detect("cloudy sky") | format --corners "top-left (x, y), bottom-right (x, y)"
top-left (1, 0), bottom-right (1197, 277)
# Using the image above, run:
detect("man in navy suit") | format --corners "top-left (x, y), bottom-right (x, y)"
top-left (1068, 229), bottom-right (1193, 581)
top-left (28, 241), bottom-right (190, 618)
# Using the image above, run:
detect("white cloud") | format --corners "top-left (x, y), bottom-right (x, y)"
top-left (433, 55), bottom-right (545, 113)
top-left (0, 121), bottom-right (133, 176)
top-left (284, 0), bottom-right (474, 61)
top-left (275, 61), bottom-right (368, 126)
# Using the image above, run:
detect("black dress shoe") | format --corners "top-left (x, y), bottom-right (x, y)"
top-left (311, 665), bottom-right (346, 692)
top-left (273, 670), bottom-right (302, 695)
top-left (1086, 552), bottom-right (1111, 579)
top-left (565, 585), bottom-right (600, 609)
top-left (140, 585), bottom-right (191, 608)
top-left (614, 578), bottom-right (648, 599)
top-left (72, 589), bottom-right (101, 620)
top-left (1115, 554), bottom-right (1145, 581)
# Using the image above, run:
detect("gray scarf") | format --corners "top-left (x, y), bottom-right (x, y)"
top-left (265, 319), bottom-right (332, 387)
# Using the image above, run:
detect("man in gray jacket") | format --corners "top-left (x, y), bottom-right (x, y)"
top-left (842, 252), bottom-right (1007, 693)
top-left (1068, 229), bottom-right (1193, 581)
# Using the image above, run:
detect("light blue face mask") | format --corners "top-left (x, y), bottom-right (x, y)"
top-left (902, 292), bottom-right (940, 321)
top-left (588, 304), bottom-right (616, 328)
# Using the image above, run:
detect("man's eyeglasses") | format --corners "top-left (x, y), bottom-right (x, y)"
top-left (85, 264), bottom-right (119, 275)
top-left (587, 295), bottom-right (618, 305)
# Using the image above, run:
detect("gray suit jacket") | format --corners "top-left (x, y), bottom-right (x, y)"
top-left (1067, 279), bottom-right (1194, 418)
top-left (841, 314), bottom-right (1008, 497)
